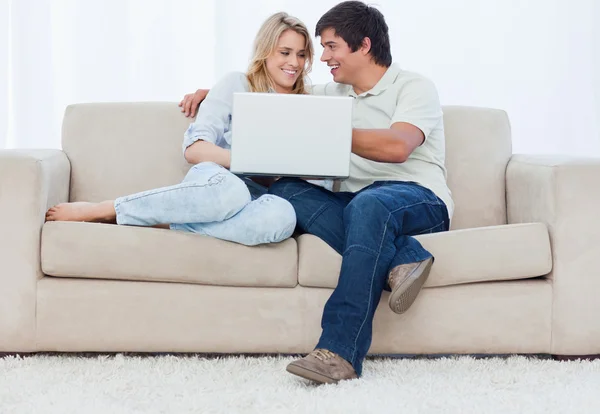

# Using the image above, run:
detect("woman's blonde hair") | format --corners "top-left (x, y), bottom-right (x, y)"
top-left (246, 12), bottom-right (314, 94)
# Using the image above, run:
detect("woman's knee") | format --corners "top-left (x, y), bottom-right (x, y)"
top-left (252, 195), bottom-right (297, 244)
top-left (218, 176), bottom-right (252, 218)
top-left (185, 162), bottom-right (251, 220)
top-left (270, 196), bottom-right (297, 231)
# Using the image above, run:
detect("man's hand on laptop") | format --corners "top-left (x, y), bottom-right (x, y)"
top-left (179, 89), bottom-right (210, 118)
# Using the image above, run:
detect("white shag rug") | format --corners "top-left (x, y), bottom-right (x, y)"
top-left (1, 354), bottom-right (599, 414)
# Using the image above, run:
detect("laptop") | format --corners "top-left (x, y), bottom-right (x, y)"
top-left (229, 92), bottom-right (353, 178)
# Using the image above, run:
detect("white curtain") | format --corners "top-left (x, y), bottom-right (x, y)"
top-left (1, 0), bottom-right (599, 156)
top-left (1, 0), bottom-right (215, 149)
top-left (0, 0), bottom-right (8, 149)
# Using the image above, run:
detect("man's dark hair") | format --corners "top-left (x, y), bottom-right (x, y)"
top-left (315, 1), bottom-right (392, 67)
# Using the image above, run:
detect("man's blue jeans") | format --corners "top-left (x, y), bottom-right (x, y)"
top-left (268, 178), bottom-right (450, 376)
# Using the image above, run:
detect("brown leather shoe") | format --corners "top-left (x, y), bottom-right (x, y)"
top-left (388, 256), bottom-right (434, 314)
top-left (286, 349), bottom-right (358, 384)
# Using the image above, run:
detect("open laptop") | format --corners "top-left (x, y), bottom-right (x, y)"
top-left (229, 92), bottom-right (353, 178)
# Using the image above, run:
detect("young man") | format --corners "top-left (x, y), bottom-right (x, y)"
top-left (268, 1), bottom-right (453, 384)
top-left (180, 1), bottom-right (453, 384)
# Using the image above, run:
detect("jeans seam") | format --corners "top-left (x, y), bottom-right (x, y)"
top-left (286, 187), bottom-right (314, 201)
top-left (417, 220), bottom-right (446, 234)
top-left (389, 200), bottom-right (439, 215)
top-left (350, 211), bottom-right (392, 365)
top-left (286, 187), bottom-right (333, 232)
top-left (343, 244), bottom-right (379, 256)
top-left (120, 180), bottom-right (223, 203)
top-left (304, 203), bottom-right (332, 232)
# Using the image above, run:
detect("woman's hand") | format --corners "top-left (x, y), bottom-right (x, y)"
top-left (179, 89), bottom-right (210, 118)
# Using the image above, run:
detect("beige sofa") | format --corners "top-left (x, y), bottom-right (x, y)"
top-left (1, 103), bottom-right (599, 358)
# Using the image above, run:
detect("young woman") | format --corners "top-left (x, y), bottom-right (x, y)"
top-left (46, 12), bottom-right (316, 246)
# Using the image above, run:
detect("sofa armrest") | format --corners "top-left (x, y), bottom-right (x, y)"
top-left (0, 149), bottom-right (70, 351)
top-left (506, 154), bottom-right (600, 355)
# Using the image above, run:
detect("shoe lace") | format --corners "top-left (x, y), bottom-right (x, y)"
top-left (312, 349), bottom-right (336, 361)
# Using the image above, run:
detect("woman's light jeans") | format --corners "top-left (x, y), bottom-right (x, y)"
top-left (113, 162), bottom-right (297, 246)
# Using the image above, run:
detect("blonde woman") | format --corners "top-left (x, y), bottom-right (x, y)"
top-left (46, 12), bottom-right (315, 246)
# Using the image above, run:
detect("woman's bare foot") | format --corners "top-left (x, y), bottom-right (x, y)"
top-left (45, 201), bottom-right (117, 223)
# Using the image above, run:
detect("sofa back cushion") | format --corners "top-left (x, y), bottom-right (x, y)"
top-left (442, 106), bottom-right (512, 229)
top-left (62, 103), bottom-right (512, 230)
top-left (62, 103), bottom-right (191, 204)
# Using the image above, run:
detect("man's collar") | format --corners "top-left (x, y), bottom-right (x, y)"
top-left (348, 63), bottom-right (401, 97)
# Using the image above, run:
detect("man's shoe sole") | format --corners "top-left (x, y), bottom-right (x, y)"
top-left (388, 257), bottom-right (433, 314)
top-left (286, 362), bottom-right (338, 384)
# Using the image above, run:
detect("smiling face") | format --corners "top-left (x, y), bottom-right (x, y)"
top-left (319, 28), bottom-right (367, 85)
top-left (265, 29), bottom-right (307, 93)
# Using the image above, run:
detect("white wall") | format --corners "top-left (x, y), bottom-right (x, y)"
top-left (1, 0), bottom-right (599, 156)
top-left (391, 0), bottom-right (599, 156)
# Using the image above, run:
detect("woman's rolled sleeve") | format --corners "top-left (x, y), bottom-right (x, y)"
top-left (181, 72), bottom-right (248, 154)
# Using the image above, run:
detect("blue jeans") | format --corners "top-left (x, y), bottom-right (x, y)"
top-left (114, 162), bottom-right (296, 246)
top-left (269, 178), bottom-right (450, 376)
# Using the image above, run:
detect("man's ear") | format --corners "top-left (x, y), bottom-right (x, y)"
top-left (360, 37), bottom-right (372, 56)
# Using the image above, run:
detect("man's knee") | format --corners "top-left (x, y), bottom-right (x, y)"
top-left (346, 191), bottom-right (385, 214)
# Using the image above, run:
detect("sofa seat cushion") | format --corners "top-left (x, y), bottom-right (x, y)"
top-left (298, 223), bottom-right (552, 289)
top-left (41, 222), bottom-right (298, 287)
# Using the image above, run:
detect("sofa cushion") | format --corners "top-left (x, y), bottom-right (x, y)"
top-left (297, 223), bottom-right (552, 288)
top-left (41, 221), bottom-right (298, 287)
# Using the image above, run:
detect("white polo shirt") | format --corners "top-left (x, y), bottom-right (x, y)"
top-left (311, 64), bottom-right (454, 218)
